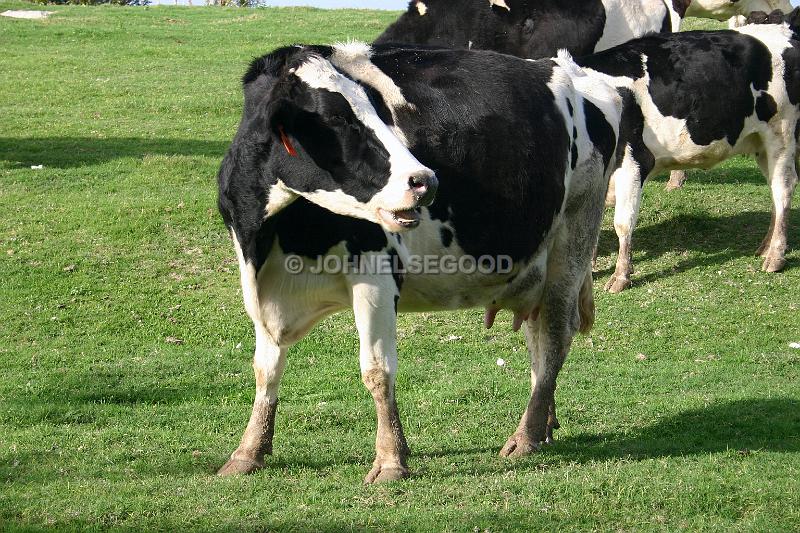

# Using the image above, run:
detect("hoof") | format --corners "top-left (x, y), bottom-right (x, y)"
top-left (604, 274), bottom-right (631, 293)
top-left (762, 255), bottom-right (786, 273)
top-left (499, 433), bottom-right (541, 458)
top-left (545, 417), bottom-right (559, 445)
top-left (364, 464), bottom-right (409, 484)
top-left (217, 456), bottom-right (264, 476)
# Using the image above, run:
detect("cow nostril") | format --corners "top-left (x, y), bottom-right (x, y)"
top-left (408, 173), bottom-right (428, 191)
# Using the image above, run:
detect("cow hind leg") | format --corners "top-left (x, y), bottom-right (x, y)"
top-left (218, 326), bottom-right (288, 476)
top-left (500, 294), bottom-right (575, 457)
top-left (665, 170), bottom-right (687, 191)
top-left (755, 153), bottom-right (776, 258)
top-left (759, 148), bottom-right (798, 272)
top-left (605, 156), bottom-right (644, 293)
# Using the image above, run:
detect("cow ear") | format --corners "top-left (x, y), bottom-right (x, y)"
top-left (278, 125), bottom-right (298, 157)
top-left (267, 96), bottom-right (304, 158)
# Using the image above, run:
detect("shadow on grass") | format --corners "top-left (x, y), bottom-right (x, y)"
top-left (0, 137), bottom-right (229, 168)
top-left (556, 397), bottom-right (800, 460)
top-left (425, 398), bottom-right (800, 477)
top-left (595, 209), bottom-right (799, 282)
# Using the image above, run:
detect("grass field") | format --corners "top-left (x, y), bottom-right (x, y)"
top-left (1, 2), bottom-right (798, 531)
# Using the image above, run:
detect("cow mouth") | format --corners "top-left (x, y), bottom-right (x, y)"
top-left (378, 207), bottom-right (420, 230)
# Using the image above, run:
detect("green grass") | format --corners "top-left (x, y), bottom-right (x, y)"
top-left (1, 3), bottom-right (799, 531)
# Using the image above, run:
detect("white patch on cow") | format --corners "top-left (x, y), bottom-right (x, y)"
top-left (549, 51), bottom-right (621, 203)
top-left (264, 180), bottom-right (297, 218)
top-left (545, 65), bottom-right (578, 202)
top-left (416, 1), bottom-right (427, 16)
top-left (350, 264), bottom-right (399, 376)
top-left (231, 231), bottom-right (262, 324)
top-left (735, 18), bottom-right (794, 43)
top-left (489, 0), bottom-right (510, 11)
top-left (330, 42), bottom-right (415, 145)
top-left (293, 53), bottom-right (432, 225)
top-left (595, 0), bottom-right (673, 52)
top-left (729, 15), bottom-right (747, 28)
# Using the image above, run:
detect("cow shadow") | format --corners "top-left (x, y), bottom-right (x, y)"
top-left (555, 397), bottom-right (800, 461)
top-left (0, 137), bottom-right (230, 169)
top-left (595, 208), bottom-right (799, 282)
top-left (428, 398), bottom-right (799, 479)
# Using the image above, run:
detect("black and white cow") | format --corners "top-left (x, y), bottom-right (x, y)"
top-left (216, 42), bottom-right (621, 483)
top-left (376, 0), bottom-right (792, 58)
top-left (576, 22), bottom-right (800, 291)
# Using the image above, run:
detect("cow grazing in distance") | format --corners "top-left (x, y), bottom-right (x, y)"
top-left (376, 0), bottom-right (792, 58)
top-left (216, 42), bottom-right (622, 482)
top-left (576, 23), bottom-right (800, 292)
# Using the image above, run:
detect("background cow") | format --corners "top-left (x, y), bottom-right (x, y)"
top-left (376, 0), bottom-right (792, 56)
top-left (577, 22), bottom-right (800, 291)
top-left (378, 0), bottom-right (793, 194)
top-left (216, 42), bottom-right (621, 483)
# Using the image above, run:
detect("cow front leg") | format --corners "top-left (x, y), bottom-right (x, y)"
top-left (500, 301), bottom-right (572, 457)
top-left (605, 160), bottom-right (644, 293)
top-left (219, 327), bottom-right (288, 475)
top-left (351, 279), bottom-right (409, 484)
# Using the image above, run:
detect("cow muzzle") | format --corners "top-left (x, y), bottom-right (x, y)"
top-left (376, 169), bottom-right (438, 232)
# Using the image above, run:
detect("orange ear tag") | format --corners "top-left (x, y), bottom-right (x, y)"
top-left (278, 125), bottom-right (298, 157)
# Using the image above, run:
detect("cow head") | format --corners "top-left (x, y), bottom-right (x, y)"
top-left (685, 0), bottom-right (793, 20)
top-left (220, 45), bottom-right (437, 232)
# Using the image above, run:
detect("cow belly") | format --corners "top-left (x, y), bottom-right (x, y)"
top-left (397, 273), bottom-right (511, 312)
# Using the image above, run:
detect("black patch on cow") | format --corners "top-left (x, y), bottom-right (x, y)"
top-left (371, 48), bottom-right (569, 262)
top-left (583, 100), bottom-right (616, 171)
top-left (275, 199), bottom-right (386, 260)
top-left (572, 125), bottom-right (578, 140)
top-left (571, 143), bottom-right (579, 170)
top-left (440, 226), bottom-right (454, 247)
top-left (755, 92), bottom-right (778, 123)
top-left (580, 31), bottom-right (775, 147)
top-left (660, 2), bottom-right (672, 33)
top-left (566, 99), bottom-right (574, 116)
top-left (576, 46), bottom-right (646, 79)
top-left (782, 43), bottom-right (800, 105)
top-left (376, 0), bottom-right (614, 59)
top-left (615, 87), bottom-right (655, 185)
top-left (387, 247), bottom-right (404, 293)
top-left (795, 119), bottom-right (800, 142)
top-left (242, 45), bottom-right (333, 86)
top-left (671, 0), bottom-right (691, 18)
top-left (362, 83), bottom-right (395, 126)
